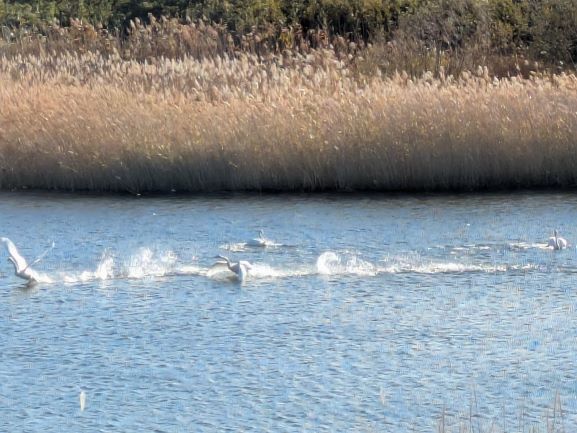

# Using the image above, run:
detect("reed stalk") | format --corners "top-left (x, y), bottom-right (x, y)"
top-left (1, 49), bottom-right (576, 193)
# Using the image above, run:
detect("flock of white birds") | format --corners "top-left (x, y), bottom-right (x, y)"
top-left (0, 230), bottom-right (278, 286)
top-left (0, 229), bottom-right (571, 286)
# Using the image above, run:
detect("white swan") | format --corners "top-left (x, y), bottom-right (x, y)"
top-left (548, 230), bottom-right (568, 250)
top-left (214, 255), bottom-right (252, 282)
top-left (246, 230), bottom-right (268, 247)
top-left (1, 237), bottom-right (54, 284)
top-left (245, 229), bottom-right (279, 248)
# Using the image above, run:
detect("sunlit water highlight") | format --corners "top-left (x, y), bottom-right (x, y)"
top-left (1, 192), bottom-right (577, 432)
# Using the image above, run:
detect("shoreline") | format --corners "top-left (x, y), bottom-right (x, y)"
top-left (2, 185), bottom-right (577, 196)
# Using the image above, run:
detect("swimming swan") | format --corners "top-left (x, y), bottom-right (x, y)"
top-left (246, 230), bottom-right (270, 247)
top-left (1, 237), bottom-right (54, 284)
top-left (214, 255), bottom-right (252, 282)
top-left (548, 230), bottom-right (568, 250)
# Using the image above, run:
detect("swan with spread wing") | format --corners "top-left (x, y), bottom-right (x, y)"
top-left (1, 237), bottom-right (54, 285)
top-left (213, 254), bottom-right (252, 282)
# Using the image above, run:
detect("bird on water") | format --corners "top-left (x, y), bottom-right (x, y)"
top-left (246, 230), bottom-right (272, 247)
top-left (1, 237), bottom-right (54, 285)
top-left (547, 230), bottom-right (568, 250)
top-left (213, 254), bottom-right (252, 282)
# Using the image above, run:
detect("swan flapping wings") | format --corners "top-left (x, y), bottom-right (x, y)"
top-left (1, 237), bottom-right (29, 272)
top-left (1, 237), bottom-right (55, 284)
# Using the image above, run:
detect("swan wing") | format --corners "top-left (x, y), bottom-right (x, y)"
top-left (210, 260), bottom-right (229, 270)
top-left (238, 262), bottom-right (251, 281)
top-left (22, 267), bottom-right (41, 282)
top-left (29, 241), bottom-right (55, 267)
top-left (1, 237), bottom-right (28, 272)
top-left (205, 261), bottom-right (230, 278)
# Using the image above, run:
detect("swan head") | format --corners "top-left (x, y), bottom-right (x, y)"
top-left (258, 230), bottom-right (264, 238)
top-left (554, 229), bottom-right (559, 237)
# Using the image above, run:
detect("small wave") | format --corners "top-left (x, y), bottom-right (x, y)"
top-left (248, 263), bottom-right (312, 279)
top-left (457, 244), bottom-right (492, 251)
top-left (247, 240), bottom-right (284, 248)
top-left (316, 251), bottom-right (523, 276)
top-left (509, 242), bottom-right (552, 251)
top-left (220, 240), bottom-right (285, 252)
top-left (433, 241), bottom-right (569, 255)
top-left (173, 265), bottom-right (207, 277)
top-left (378, 260), bottom-right (508, 274)
top-left (219, 242), bottom-right (249, 252)
top-left (448, 241), bottom-right (575, 252)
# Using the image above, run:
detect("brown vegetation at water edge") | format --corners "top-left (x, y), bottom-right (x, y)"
top-left (1, 48), bottom-right (577, 193)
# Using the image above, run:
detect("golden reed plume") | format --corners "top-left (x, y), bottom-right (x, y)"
top-left (1, 49), bottom-right (576, 193)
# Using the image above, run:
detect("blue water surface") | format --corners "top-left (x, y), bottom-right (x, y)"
top-left (1, 191), bottom-right (577, 432)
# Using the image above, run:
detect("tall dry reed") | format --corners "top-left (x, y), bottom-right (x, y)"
top-left (1, 49), bottom-right (577, 193)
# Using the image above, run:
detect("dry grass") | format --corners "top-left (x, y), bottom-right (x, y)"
top-left (1, 48), bottom-right (577, 193)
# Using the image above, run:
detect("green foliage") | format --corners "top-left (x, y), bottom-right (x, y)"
top-left (487, 0), bottom-right (527, 52)
top-left (199, 0), bottom-right (284, 33)
top-left (298, 0), bottom-right (395, 39)
top-left (398, 0), bottom-right (487, 50)
top-left (1, 0), bottom-right (577, 66)
top-left (527, 0), bottom-right (577, 64)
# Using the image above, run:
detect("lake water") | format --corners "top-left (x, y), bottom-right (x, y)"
top-left (1, 191), bottom-right (577, 432)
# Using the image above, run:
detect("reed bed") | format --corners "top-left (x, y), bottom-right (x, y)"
top-left (1, 49), bottom-right (577, 193)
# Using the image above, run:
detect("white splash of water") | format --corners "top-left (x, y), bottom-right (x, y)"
top-left (219, 243), bottom-right (249, 252)
top-left (316, 251), bottom-right (377, 276)
top-left (124, 248), bottom-right (177, 279)
top-left (61, 248), bottom-right (179, 283)
top-left (63, 250), bottom-right (115, 283)
top-left (221, 238), bottom-right (285, 252)
top-left (509, 242), bottom-right (552, 251)
top-left (316, 251), bottom-right (515, 276)
top-left (316, 251), bottom-right (340, 275)
top-left (31, 272), bottom-right (53, 284)
top-left (248, 263), bottom-right (312, 279)
top-left (94, 253), bottom-right (115, 280)
top-left (378, 257), bottom-right (509, 274)
top-left (175, 264), bottom-right (207, 277)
